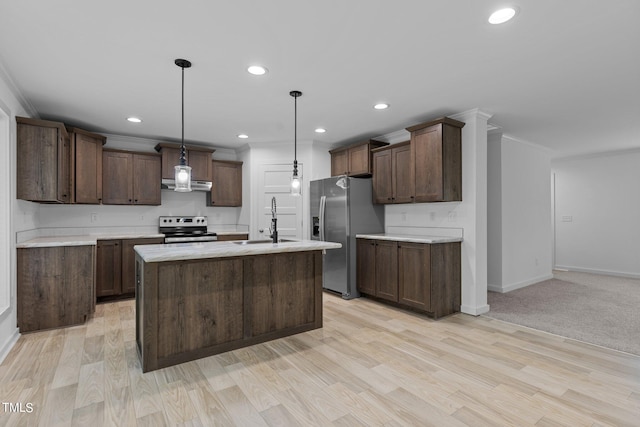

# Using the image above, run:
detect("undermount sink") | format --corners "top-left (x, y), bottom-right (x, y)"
top-left (233, 239), bottom-right (296, 245)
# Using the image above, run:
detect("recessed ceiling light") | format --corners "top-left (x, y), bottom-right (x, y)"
top-left (488, 7), bottom-right (517, 24)
top-left (374, 103), bottom-right (389, 110)
top-left (315, 128), bottom-right (326, 133)
top-left (127, 117), bottom-right (142, 123)
top-left (247, 65), bottom-right (267, 75)
top-left (237, 134), bottom-right (249, 139)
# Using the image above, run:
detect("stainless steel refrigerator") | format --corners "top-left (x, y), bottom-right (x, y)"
top-left (310, 176), bottom-right (384, 299)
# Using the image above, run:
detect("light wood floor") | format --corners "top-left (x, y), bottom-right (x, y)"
top-left (1, 295), bottom-right (639, 426)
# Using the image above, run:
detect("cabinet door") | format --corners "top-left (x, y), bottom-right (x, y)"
top-left (160, 146), bottom-right (183, 179)
top-left (412, 124), bottom-right (444, 202)
top-left (96, 240), bottom-right (122, 297)
top-left (356, 239), bottom-right (376, 295)
top-left (209, 160), bottom-right (242, 206)
top-left (17, 123), bottom-right (61, 202)
top-left (73, 132), bottom-right (103, 204)
top-left (398, 242), bottom-right (431, 311)
top-left (348, 144), bottom-right (370, 176)
top-left (102, 151), bottom-right (133, 204)
top-left (375, 240), bottom-right (398, 302)
top-left (63, 246), bottom-right (95, 323)
top-left (330, 149), bottom-right (348, 176)
top-left (188, 150), bottom-right (212, 181)
top-left (122, 238), bottom-right (164, 294)
top-left (17, 246), bottom-right (93, 332)
top-left (392, 144), bottom-right (414, 204)
top-left (372, 150), bottom-right (392, 204)
top-left (132, 154), bottom-right (161, 205)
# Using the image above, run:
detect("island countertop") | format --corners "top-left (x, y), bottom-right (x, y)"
top-left (134, 239), bottom-right (341, 262)
top-left (356, 233), bottom-right (463, 244)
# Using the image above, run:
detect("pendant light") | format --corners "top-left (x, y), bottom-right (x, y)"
top-left (290, 90), bottom-right (302, 196)
top-left (174, 58), bottom-right (192, 192)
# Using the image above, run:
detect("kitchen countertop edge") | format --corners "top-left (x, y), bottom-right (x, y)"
top-left (356, 233), bottom-right (463, 244)
top-left (135, 240), bottom-right (341, 263)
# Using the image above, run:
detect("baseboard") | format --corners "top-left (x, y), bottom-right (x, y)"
top-left (488, 273), bottom-right (554, 293)
top-left (554, 265), bottom-right (640, 280)
top-left (461, 304), bottom-right (490, 316)
top-left (0, 328), bottom-right (19, 364)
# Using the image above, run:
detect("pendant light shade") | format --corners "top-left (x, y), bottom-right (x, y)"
top-left (174, 58), bottom-right (192, 192)
top-left (290, 90), bottom-right (302, 196)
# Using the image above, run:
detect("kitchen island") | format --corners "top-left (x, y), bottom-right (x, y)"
top-left (134, 239), bottom-right (341, 372)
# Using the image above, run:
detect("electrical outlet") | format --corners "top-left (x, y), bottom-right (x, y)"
top-left (90, 213), bottom-right (98, 223)
top-left (561, 215), bottom-right (573, 222)
top-left (448, 211), bottom-right (457, 222)
top-left (401, 212), bottom-right (407, 222)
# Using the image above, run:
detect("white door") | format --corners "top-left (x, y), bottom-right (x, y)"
top-left (256, 163), bottom-right (303, 240)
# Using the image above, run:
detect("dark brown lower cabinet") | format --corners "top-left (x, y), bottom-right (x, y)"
top-left (97, 237), bottom-right (164, 300)
top-left (215, 233), bottom-right (249, 242)
top-left (17, 246), bottom-right (95, 332)
top-left (356, 238), bottom-right (461, 319)
top-left (375, 240), bottom-right (398, 302)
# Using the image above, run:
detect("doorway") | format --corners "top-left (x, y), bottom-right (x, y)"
top-left (255, 163), bottom-right (303, 240)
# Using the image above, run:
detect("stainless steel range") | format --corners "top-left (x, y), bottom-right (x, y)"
top-left (159, 216), bottom-right (218, 243)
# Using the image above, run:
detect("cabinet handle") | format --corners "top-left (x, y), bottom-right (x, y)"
top-left (129, 199), bottom-right (132, 202)
top-left (134, 199), bottom-right (138, 203)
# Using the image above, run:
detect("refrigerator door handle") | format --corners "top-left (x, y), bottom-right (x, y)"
top-left (319, 195), bottom-right (326, 241)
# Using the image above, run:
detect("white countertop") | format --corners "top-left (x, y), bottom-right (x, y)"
top-left (135, 239), bottom-right (341, 263)
top-left (16, 233), bottom-right (166, 248)
top-left (356, 233), bottom-right (463, 244)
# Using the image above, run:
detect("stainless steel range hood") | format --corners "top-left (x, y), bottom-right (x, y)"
top-left (161, 179), bottom-right (212, 192)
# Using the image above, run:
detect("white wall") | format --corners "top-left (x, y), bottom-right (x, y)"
top-left (487, 134), bottom-right (554, 292)
top-left (242, 140), bottom-right (331, 240)
top-left (383, 109), bottom-right (492, 316)
top-left (553, 150), bottom-right (640, 278)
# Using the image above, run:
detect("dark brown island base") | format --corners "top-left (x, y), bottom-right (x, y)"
top-left (134, 239), bottom-right (340, 372)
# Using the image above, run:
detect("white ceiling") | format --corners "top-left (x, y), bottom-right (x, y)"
top-left (1, 0), bottom-right (638, 158)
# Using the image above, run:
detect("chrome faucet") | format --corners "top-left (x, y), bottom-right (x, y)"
top-left (270, 196), bottom-right (278, 243)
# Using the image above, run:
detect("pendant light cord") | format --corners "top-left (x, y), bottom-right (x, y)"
top-left (294, 94), bottom-right (297, 163)
top-left (180, 64), bottom-right (186, 166)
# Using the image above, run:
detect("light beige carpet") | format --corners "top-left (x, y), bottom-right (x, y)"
top-left (485, 270), bottom-right (640, 355)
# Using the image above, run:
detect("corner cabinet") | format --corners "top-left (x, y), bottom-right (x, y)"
top-left (96, 237), bottom-right (164, 300)
top-left (371, 141), bottom-right (414, 204)
top-left (102, 149), bottom-right (161, 205)
top-left (17, 117), bottom-right (71, 203)
top-left (68, 127), bottom-right (106, 204)
top-left (330, 140), bottom-right (388, 177)
top-left (17, 246), bottom-right (95, 332)
top-left (356, 238), bottom-right (461, 319)
top-left (207, 160), bottom-right (243, 206)
top-left (155, 143), bottom-right (215, 181)
top-left (407, 117), bottom-right (465, 202)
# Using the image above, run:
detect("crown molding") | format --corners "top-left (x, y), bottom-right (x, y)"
top-left (0, 59), bottom-right (37, 117)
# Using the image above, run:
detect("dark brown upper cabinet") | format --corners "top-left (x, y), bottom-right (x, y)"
top-left (207, 160), bottom-right (243, 207)
top-left (155, 142), bottom-right (214, 181)
top-left (17, 116), bottom-right (71, 203)
top-left (371, 141), bottom-right (414, 204)
top-left (329, 140), bottom-right (388, 177)
top-left (406, 117), bottom-right (465, 203)
top-left (102, 149), bottom-right (161, 205)
top-left (67, 127), bottom-right (106, 204)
